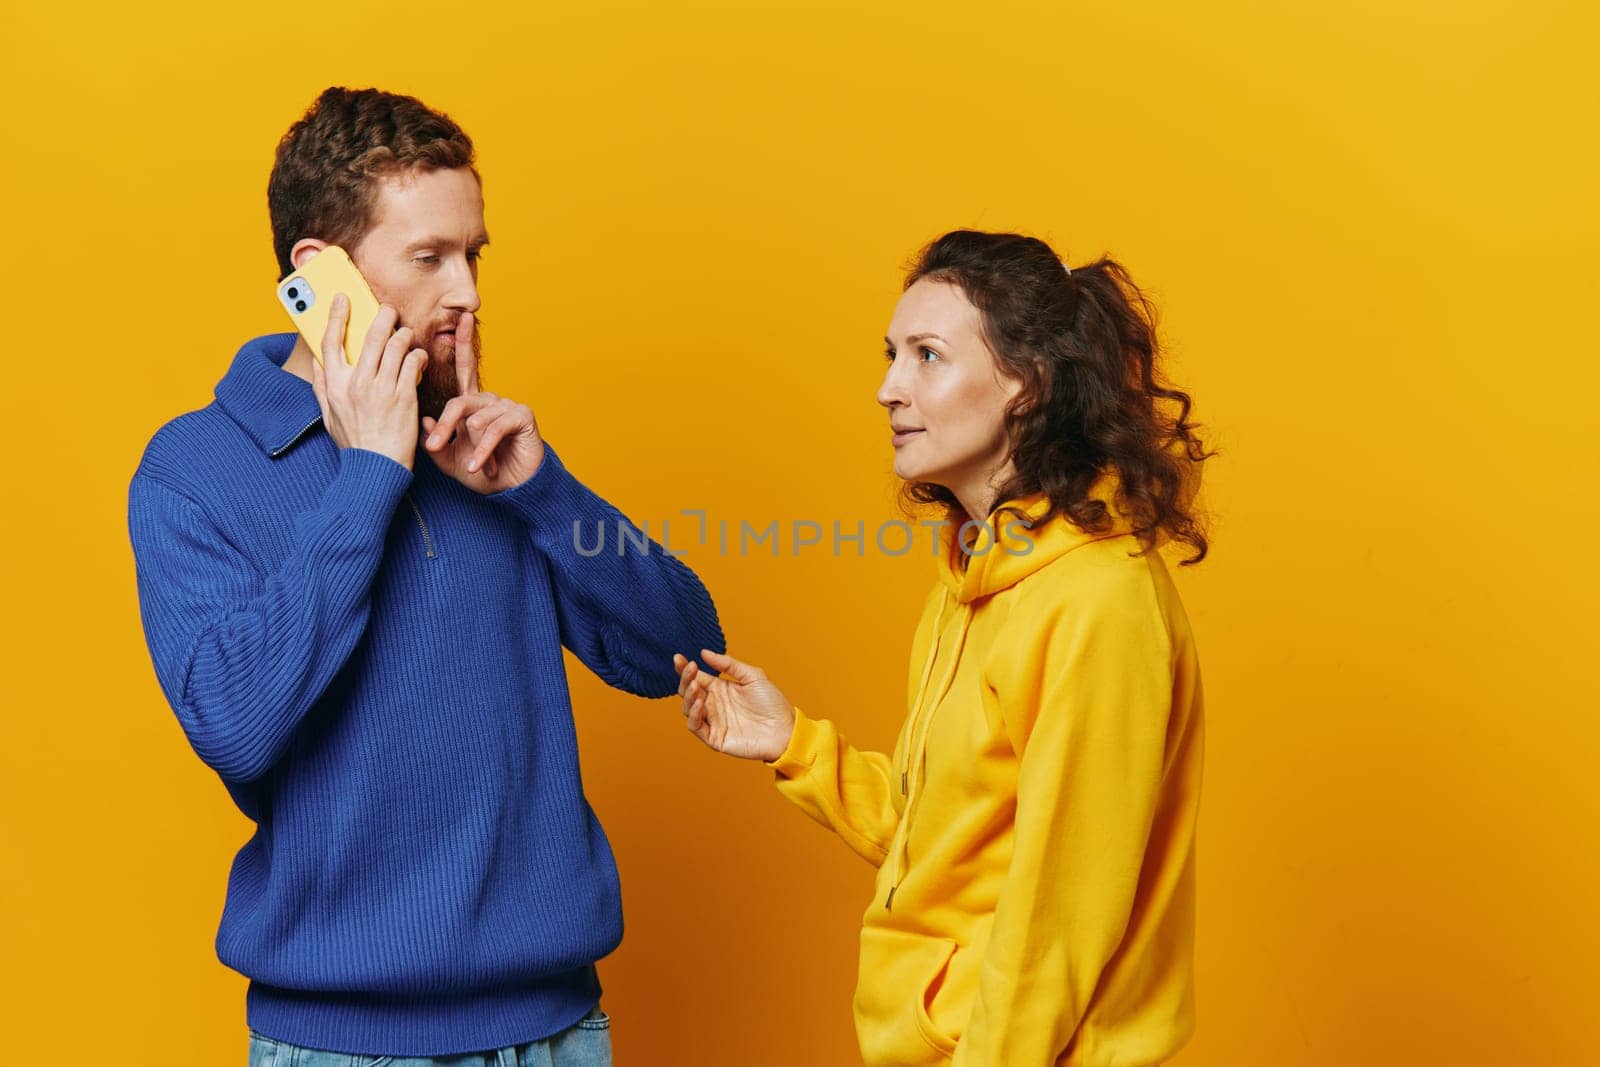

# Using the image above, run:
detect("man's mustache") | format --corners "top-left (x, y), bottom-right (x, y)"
top-left (418, 313), bottom-right (485, 338)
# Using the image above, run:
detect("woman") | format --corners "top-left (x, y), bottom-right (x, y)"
top-left (672, 230), bottom-right (1213, 1066)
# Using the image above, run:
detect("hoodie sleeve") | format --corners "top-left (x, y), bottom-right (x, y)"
top-left (764, 581), bottom-right (946, 867)
top-left (764, 707), bottom-right (903, 867)
top-left (486, 442), bottom-right (725, 698)
top-left (953, 558), bottom-right (1181, 1066)
top-left (127, 449), bottom-right (413, 784)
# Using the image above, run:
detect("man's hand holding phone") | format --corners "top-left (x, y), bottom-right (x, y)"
top-left (310, 295), bottom-right (429, 471)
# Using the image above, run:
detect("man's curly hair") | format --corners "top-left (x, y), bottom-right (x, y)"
top-left (267, 86), bottom-right (477, 278)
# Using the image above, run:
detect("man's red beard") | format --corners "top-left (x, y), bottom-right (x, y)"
top-left (415, 320), bottom-right (481, 422)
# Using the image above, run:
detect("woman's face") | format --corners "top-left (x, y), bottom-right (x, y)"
top-left (878, 279), bottom-right (1023, 513)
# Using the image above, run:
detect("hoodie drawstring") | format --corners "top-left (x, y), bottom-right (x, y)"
top-left (886, 591), bottom-right (973, 910)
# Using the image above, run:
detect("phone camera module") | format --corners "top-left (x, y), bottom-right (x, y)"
top-left (279, 274), bottom-right (315, 316)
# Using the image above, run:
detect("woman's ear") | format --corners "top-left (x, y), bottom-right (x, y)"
top-left (1000, 362), bottom-right (1040, 419)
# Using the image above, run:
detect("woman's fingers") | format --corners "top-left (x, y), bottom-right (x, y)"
top-left (675, 656), bottom-right (696, 700)
top-left (675, 655), bottom-right (709, 735)
top-left (672, 651), bottom-right (744, 751)
top-left (700, 648), bottom-right (762, 683)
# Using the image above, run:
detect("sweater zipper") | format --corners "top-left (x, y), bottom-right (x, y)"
top-left (269, 416), bottom-right (323, 458)
top-left (404, 492), bottom-right (437, 558)
top-left (270, 421), bottom-right (436, 559)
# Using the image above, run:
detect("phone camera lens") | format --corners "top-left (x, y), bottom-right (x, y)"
top-left (295, 300), bottom-right (307, 312)
top-left (287, 287), bottom-right (299, 299)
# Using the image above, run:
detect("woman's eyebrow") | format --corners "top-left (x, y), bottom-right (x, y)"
top-left (886, 332), bottom-right (949, 346)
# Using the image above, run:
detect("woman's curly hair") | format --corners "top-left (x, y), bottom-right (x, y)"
top-left (902, 230), bottom-right (1217, 566)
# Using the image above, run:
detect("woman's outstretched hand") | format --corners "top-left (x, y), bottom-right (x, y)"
top-left (672, 649), bottom-right (796, 762)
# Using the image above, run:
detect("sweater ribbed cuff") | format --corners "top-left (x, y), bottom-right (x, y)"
top-left (766, 706), bottom-right (821, 778)
top-left (330, 447), bottom-right (415, 530)
top-left (484, 443), bottom-right (585, 534)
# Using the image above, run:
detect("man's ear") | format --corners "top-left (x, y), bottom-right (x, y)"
top-left (289, 238), bottom-right (328, 271)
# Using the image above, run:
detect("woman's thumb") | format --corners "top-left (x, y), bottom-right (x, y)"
top-left (701, 648), bottom-right (760, 683)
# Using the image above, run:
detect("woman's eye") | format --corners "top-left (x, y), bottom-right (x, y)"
top-left (921, 347), bottom-right (940, 362)
top-left (883, 348), bottom-right (896, 362)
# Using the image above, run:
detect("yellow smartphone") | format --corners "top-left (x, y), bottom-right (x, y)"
top-left (276, 246), bottom-right (382, 366)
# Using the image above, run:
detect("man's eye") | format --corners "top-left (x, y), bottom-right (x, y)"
top-left (468, 249), bottom-right (484, 262)
top-left (416, 255), bottom-right (439, 265)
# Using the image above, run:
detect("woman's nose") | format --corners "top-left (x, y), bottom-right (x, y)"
top-left (877, 365), bottom-right (908, 409)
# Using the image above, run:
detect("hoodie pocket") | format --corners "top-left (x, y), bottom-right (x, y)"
top-left (854, 926), bottom-right (961, 1064)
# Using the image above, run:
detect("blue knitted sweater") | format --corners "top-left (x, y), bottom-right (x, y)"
top-left (127, 332), bottom-right (725, 1055)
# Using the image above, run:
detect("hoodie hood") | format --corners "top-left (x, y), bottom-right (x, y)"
top-left (934, 467), bottom-right (1142, 604)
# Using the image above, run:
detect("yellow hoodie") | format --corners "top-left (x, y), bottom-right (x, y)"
top-left (767, 472), bottom-right (1205, 1066)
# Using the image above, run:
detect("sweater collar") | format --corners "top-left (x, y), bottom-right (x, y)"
top-left (214, 332), bottom-right (324, 457)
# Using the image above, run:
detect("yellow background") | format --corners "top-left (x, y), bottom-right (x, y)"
top-left (2, 1), bottom-right (1596, 1063)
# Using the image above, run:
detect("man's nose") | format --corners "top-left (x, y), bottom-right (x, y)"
top-left (445, 259), bottom-right (481, 314)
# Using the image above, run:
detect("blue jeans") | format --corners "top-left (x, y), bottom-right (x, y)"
top-left (246, 1008), bottom-right (612, 1067)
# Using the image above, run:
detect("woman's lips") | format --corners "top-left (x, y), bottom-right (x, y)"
top-left (891, 429), bottom-right (924, 447)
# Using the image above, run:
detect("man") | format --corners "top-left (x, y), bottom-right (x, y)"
top-left (127, 86), bottom-right (725, 1065)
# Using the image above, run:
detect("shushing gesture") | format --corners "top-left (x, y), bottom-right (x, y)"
top-left (422, 312), bottom-right (547, 493)
top-left (672, 650), bottom-right (797, 762)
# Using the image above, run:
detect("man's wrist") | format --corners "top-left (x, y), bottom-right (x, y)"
top-left (353, 446), bottom-right (413, 472)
